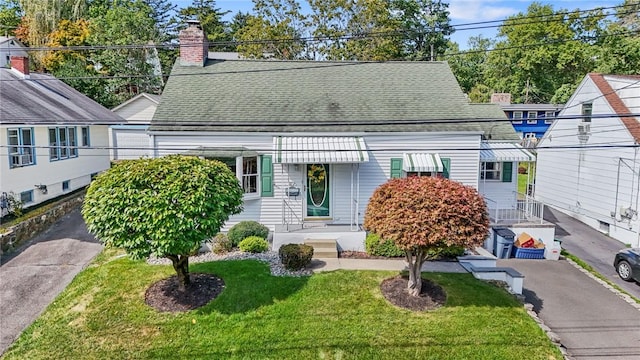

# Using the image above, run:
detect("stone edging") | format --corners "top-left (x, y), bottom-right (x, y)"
top-left (0, 193), bottom-right (84, 255)
top-left (565, 257), bottom-right (640, 311)
top-left (523, 302), bottom-right (571, 360)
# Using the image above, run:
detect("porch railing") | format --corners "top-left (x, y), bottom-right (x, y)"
top-left (282, 198), bottom-right (302, 228)
top-left (485, 192), bottom-right (545, 224)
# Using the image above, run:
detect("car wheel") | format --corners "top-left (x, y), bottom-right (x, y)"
top-left (616, 260), bottom-right (633, 281)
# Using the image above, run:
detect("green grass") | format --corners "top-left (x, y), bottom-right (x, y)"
top-left (3, 250), bottom-right (562, 360)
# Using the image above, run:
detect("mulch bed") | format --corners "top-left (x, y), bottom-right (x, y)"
top-left (380, 275), bottom-right (447, 311)
top-left (145, 273), bottom-right (225, 313)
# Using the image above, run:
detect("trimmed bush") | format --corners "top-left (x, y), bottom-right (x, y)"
top-left (210, 233), bottom-right (232, 254)
top-left (365, 233), bottom-right (404, 257)
top-left (279, 243), bottom-right (314, 270)
top-left (239, 236), bottom-right (269, 253)
top-left (228, 221), bottom-right (269, 247)
top-left (427, 245), bottom-right (466, 260)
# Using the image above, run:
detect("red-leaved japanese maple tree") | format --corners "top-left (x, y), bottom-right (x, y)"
top-left (364, 176), bottom-right (489, 296)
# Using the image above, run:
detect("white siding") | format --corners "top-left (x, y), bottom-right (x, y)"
top-left (112, 97), bottom-right (157, 124)
top-left (478, 166), bottom-right (518, 209)
top-left (110, 128), bottom-right (152, 160)
top-left (153, 132), bottom-right (495, 229)
top-left (536, 76), bottom-right (640, 246)
top-left (0, 125), bottom-right (111, 208)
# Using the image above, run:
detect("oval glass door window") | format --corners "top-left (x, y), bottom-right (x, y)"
top-left (307, 164), bottom-right (330, 217)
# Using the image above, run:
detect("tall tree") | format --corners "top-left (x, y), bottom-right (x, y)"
top-left (596, 0), bottom-right (640, 74)
top-left (364, 177), bottom-right (489, 297)
top-left (88, 0), bottom-right (163, 103)
top-left (236, 0), bottom-right (306, 59)
top-left (445, 35), bottom-right (494, 95)
top-left (0, 0), bottom-right (21, 36)
top-left (390, 0), bottom-right (454, 60)
top-left (484, 3), bottom-right (603, 103)
top-left (308, 0), bottom-right (400, 61)
top-left (177, 0), bottom-right (231, 50)
top-left (16, 0), bottom-right (86, 68)
top-left (82, 155), bottom-right (244, 290)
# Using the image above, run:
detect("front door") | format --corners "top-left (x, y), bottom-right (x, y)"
top-left (306, 164), bottom-right (330, 217)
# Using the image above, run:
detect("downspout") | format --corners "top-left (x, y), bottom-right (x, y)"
top-left (350, 164), bottom-right (354, 230)
top-left (615, 157), bottom-right (621, 220)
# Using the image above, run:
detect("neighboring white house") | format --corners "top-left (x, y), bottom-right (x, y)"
top-left (0, 36), bottom-right (28, 68)
top-left (0, 56), bottom-right (124, 214)
top-left (149, 21), bottom-right (543, 251)
top-left (536, 73), bottom-right (640, 247)
top-left (110, 93), bottom-right (160, 160)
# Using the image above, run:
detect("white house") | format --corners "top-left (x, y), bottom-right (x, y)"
top-left (110, 93), bottom-right (160, 160)
top-left (0, 56), bottom-right (124, 214)
top-left (536, 73), bottom-right (640, 247)
top-left (149, 21), bottom-right (542, 251)
top-left (0, 36), bottom-right (28, 68)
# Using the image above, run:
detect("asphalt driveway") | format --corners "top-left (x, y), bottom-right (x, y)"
top-left (544, 207), bottom-right (640, 300)
top-left (500, 258), bottom-right (640, 359)
top-left (0, 209), bottom-right (102, 355)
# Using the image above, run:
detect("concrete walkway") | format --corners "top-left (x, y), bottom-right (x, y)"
top-left (308, 257), bottom-right (468, 273)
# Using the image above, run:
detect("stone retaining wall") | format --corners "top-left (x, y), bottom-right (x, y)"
top-left (0, 194), bottom-right (84, 255)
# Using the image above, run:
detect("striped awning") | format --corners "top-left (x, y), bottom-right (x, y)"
top-left (273, 136), bottom-right (369, 164)
top-left (403, 153), bottom-right (443, 172)
top-left (481, 142), bottom-right (536, 162)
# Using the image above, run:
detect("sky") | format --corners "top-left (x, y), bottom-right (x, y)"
top-left (171, 0), bottom-right (623, 48)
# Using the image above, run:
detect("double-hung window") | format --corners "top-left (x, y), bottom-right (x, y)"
top-left (481, 162), bottom-right (501, 180)
top-left (49, 127), bottom-right (78, 161)
top-left (7, 127), bottom-right (35, 168)
top-left (527, 112), bottom-right (538, 124)
top-left (582, 102), bottom-right (592, 123)
top-left (81, 127), bottom-right (90, 147)
top-left (512, 111), bottom-right (523, 124)
top-left (544, 111), bottom-right (556, 124)
top-left (212, 156), bottom-right (259, 196)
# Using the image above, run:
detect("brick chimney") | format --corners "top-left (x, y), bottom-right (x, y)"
top-left (179, 20), bottom-right (208, 67)
top-left (10, 56), bottom-right (29, 76)
top-left (490, 93), bottom-right (511, 105)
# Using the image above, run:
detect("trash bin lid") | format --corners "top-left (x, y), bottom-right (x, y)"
top-left (494, 228), bottom-right (516, 238)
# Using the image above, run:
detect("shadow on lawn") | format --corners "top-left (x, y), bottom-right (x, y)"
top-left (189, 259), bottom-right (309, 315)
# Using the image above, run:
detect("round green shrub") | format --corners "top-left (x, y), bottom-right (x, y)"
top-left (239, 236), bottom-right (269, 253)
top-left (228, 221), bottom-right (269, 247)
top-left (365, 233), bottom-right (404, 257)
top-left (210, 233), bottom-right (232, 254)
top-left (279, 243), bottom-right (314, 270)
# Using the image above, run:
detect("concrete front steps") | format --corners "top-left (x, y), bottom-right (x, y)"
top-left (304, 239), bottom-right (338, 258)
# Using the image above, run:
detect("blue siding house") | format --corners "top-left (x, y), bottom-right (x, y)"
top-left (489, 94), bottom-right (562, 147)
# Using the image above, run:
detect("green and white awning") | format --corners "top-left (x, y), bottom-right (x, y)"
top-left (273, 136), bottom-right (369, 164)
top-left (481, 142), bottom-right (536, 162)
top-left (403, 153), bottom-right (443, 172)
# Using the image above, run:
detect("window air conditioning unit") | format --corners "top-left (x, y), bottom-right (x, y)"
top-left (578, 123), bottom-right (590, 135)
top-left (11, 154), bottom-right (31, 166)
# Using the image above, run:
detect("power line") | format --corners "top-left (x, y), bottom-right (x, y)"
top-left (7, 3), bottom-right (634, 54)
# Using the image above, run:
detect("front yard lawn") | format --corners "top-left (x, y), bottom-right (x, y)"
top-left (3, 250), bottom-right (562, 359)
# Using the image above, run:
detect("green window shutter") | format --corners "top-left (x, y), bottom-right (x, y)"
top-left (260, 155), bottom-right (273, 197)
top-left (441, 158), bottom-right (451, 179)
top-left (390, 158), bottom-right (403, 178)
top-left (502, 162), bottom-right (513, 182)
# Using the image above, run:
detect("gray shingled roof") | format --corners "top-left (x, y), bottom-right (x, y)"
top-left (151, 59), bottom-right (517, 140)
top-left (0, 69), bottom-right (124, 125)
top-left (469, 103), bottom-right (519, 141)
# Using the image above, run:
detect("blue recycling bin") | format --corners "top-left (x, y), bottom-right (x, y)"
top-left (493, 227), bottom-right (515, 259)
